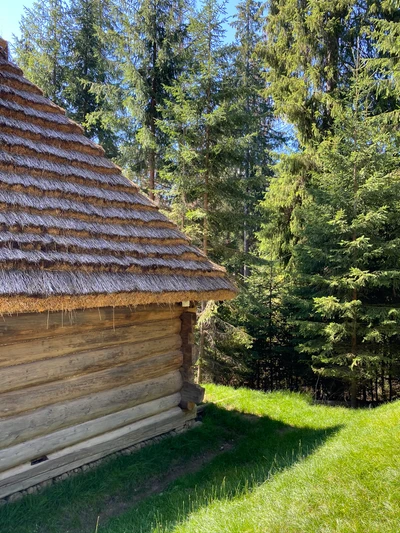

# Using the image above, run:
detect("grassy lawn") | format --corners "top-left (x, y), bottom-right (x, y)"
top-left (1, 385), bottom-right (399, 533)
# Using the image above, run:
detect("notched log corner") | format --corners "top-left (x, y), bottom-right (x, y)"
top-left (180, 381), bottom-right (205, 411)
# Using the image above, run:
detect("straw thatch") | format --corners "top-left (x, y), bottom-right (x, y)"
top-left (0, 96), bottom-right (81, 129)
top-left (0, 132), bottom-right (116, 169)
top-left (0, 42), bottom-right (236, 312)
top-left (0, 61), bottom-right (39, 93)
top-left (0, 188), bottom-right (172, 223)
top-left (0, 114), bottom-right (105, 154)
top-left (0, 83), bottom-right (66, 113)
top-left (0, 231), bottom-right (205, 257)
top-left (0, 171), bottom-right (144, 204)
top-left (0, 151), bottom-right (132, 188)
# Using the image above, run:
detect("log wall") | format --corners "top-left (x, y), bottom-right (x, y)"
top-left (0, 303), bottom-right (199, 499)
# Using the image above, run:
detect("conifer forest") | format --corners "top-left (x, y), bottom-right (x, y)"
top-left (14, 0), bottom-right (400, 406)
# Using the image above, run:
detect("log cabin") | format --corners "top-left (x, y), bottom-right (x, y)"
top-left (0, 38), bottom-right (236, 499)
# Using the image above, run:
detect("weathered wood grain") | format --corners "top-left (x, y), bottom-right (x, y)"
top-left (180, 311), bottom-right (197, 381)
top-left (0, 318), bottom-right (181, 368)
top-left (0, 304), bottom-right (182, 344)
top-left (180, 381), bottom-right (205, 410)
top-left (0, 371), bottom-right (183, 448)
top-left (0, 407), bottom-right (195, 499)
top-left (0, 393), bottom-right (181, 472)
top-left (0, 334), bottom-right (182, 394)
top-left (0, 351), bottom-right (183, 418)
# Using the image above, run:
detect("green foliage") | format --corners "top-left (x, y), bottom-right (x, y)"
top-left (66, 0), bottom-right (119, 157)
top-left (202, 263), bottom-right (310, 391)
top-left (260, 0), bottom-right (399, 145)
top-left (14, 0), bottom-right (119, 157)
top-left (14, 0), bottom-right (69, 106)
top-left (159, 0), bottom-right (241, 255)
top-left (230, 0), bottom-right (281, 275)
top-left (110, 0), bottom-right (190, 195)
top-left (160, 0), bottom-right (278, 265)
top-left (295, 111), bottom-right (400, 393)
top-left (259, 0), bottom-right (400, 403)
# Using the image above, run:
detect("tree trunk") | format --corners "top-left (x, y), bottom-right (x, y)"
top-left (196, 302), bottom-right (206, 385)
top-left (149, 39), bottom-right (157, 201)
top-left (381, 362), bottom-right (386, 401)
top-left (350, 378), bottom-right (358, 408)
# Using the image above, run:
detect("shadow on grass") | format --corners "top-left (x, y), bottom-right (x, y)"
top-left (0, 403), bottom-right (343, 533)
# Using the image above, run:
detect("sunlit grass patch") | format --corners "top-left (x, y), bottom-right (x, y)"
top-left (1, 385), bottom-right (398, 533)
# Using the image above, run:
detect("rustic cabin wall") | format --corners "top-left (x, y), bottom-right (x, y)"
top-left (0, 304), bottom-right (195, 499)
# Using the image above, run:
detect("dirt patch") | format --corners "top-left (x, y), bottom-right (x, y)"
top-left (73, 440), bottom-right (235, 533)
top-left (238, 413), bottom-right (261, 423)
top-left (276, 425), bottom-right (296, 436)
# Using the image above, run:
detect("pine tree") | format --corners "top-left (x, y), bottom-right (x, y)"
top-left (261, 0), bottom-right (375, 145)
top-left (160, 0), bottom-right (247, 382)
top-left (160, 0), bottom-right (241, 255)
top-left (259, 1), bottom-right (400, 266)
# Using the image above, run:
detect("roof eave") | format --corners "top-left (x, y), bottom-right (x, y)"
top-left (0, 288), bottom-right (238, 315)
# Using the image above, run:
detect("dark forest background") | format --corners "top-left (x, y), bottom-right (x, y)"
top-left (13, 0), bottom-right (400, 405)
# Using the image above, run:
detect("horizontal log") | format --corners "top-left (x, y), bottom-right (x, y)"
top-left (0, 351), bottom-right (183, 418)
top-left (0, 407), bottom-right (196, 499)
top-left (0, 304), bottom-right (182, 344)
top-left (0, 318), bottom-right (181, 368)
top-left (0, 393), bottom-right (181, 472)
top-left (0, 371), bottom-right (183, 448)
top-left (0, 334), bottom-right (182, 394)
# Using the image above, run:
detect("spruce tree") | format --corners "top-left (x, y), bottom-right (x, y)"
top-left (262, 0), bottom-right (373, 145)
top-left (111, 0), bottom-right (189, 198)
top-left (230, 0), bottom-right (279, 276)
top-left (259, 1), bottom-right (400, 403)
top-left (14, 0), bottom-right (69, 106)
top-left (65, 0), bottom-right (119, 157)
top-left (160, 0), bottom-right (240, 255)
top-left (14, 0), bottom-right (120, 157)
top-left (294, 116), bottom-right (400, 404)
top-left (160, 0), bottom-right (245, 382)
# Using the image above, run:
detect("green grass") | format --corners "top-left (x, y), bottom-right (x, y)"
top-left (1, 385), bottom-right (399, 533)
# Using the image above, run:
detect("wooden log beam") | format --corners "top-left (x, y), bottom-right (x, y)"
top-left (180, 311), bottom-right (197, 382)
top-left (181, 382), bottom-right (205, 404)
top-left (0, 304), bottom-right (181, 344)
top-left (0, 407), bottom-right (195, 499)
top-left (0, 351), bottom-right (183, 418)
top-left (0, 393), bottom-right (181, 473)
top-left (0, 334), bottom-right (182, 394)
top-left (0, 371), bottom-right (183, 448)
top-left (0, 318), bottom-right (181, 368)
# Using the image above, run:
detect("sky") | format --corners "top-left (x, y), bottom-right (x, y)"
top-left (0, 0), bottom-right (32, 44)
top-left (1, 0), bottom-right (238, 48)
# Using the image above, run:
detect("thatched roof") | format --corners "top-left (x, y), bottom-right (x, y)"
top-left (0, 39), bottom-right (236, 313)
